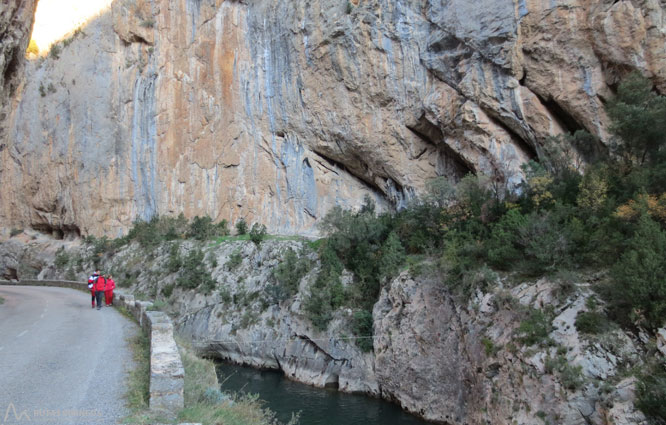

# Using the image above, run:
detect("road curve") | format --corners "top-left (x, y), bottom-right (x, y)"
top-left (0, 286), bottom-right (138, 425)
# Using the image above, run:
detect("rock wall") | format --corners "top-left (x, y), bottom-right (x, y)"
top-left (0, 0), bottom-right (38, 185)
top-left (373, 274), bottom-right (649, 424)
top-left (1, 0), bottom-right (665, 237)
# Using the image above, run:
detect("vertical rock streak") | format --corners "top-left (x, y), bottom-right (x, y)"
top-left (131, 71), bottom-right (159, 221)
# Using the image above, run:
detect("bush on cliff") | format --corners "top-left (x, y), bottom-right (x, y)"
top-left (609, 213), bottom-right (666, 330)
top-left (54, 247), bottom-right (70, 269)
top-left (235, 218), bottom-right (248, 235)
top-left (177, 248), bottom-right (216, 293)
top-left (304, 242), bottom-right (346, 330)
top-left (607, 72), bottom-right (666, 166)
top-left (273, 248), bottom-right (311, 297)
top-left (249, 223), bottom-right (267, 246)
top-left (636, 364), bottom-right (666, 425)
top-left (351, 309), bottom-right (374, 352)
top-left (188, 216), bottom-right (229, 241)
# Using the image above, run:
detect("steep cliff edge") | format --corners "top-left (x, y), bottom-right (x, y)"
top-left (1, 0), bottom-right (665, 237)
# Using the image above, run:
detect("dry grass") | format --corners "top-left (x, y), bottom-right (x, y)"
top-left (177, 340), bottom-right (298, 425)
top-left (121, 333), bottom-right (295, 425)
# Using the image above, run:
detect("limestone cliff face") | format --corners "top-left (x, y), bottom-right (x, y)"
top-left (1, 0), bottom-right (665, 237)
top-left (0, 0), bottom-right (38, 176)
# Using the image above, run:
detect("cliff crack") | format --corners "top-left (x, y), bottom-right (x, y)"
top-left (295, 334), bottom-right (348, 363)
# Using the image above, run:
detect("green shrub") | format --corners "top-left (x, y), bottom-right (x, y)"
top-left (239, 310), bottom-right (258, 329)
top-left (609, 213), bottom-right (666, 330)
top-left (486, 208), bottom-right (527, 269)
top-left (187, 216), bottom-right (229, 241)
top-left (273, 248), bottom-right (311, 297)
top-left (440, 230), bottom-right (490, 298)
top-left (177, 249), bottom-right (215, 291)
top-left (574, 311), bottom-right (609, 334)
top-left (517, 308), bottom-right (553, 346)
top-left (216, 219), bottom-right (230, 236)
top-left (226, 249), bottom-right (242, 270)
top-left (636, 366), bottom-right (666, 424)
top-left (560, 363), bottom-right (584, 391)
top-left (455, 173), bottom-right (493, 220)
top-left (162, 283), bottom-right (175, 298)
top-left (249, 223), bottom-right (267, 246)
top-left (394, 202), bottom-right (444, 254)
top-left (188, 216), bottom-right (215, 241)
top-left (377, 232), bottom-right (406, 282)
top-left (544, 354), bottom-right (585, 391)
top-left (517, 211), bottom-right (570, 275)
top-left (54, 247), bottom-right (70, 269)
top-left (265, 283), bottom-right (288, 305)
top-left (304, 243), bottom-right (346, 330)
top-left (351, 309), bottom-right (374, 352)
top-left (126, 216), bottom-right (162, 248)
top-left (481, 337), bottom-right (499, 356)
top-left (125, 214), bottom-right (189, 248)
top-left (235, 218), bottom-right (248, 235)
top-left (219, 288), bottom-right (232, 304)
top-left (317, 198), bottom-right (395, 309)
top-left (167, 243), bottom-right (183, 273)
top-left (49, 43), bottom-right (61, 59)
top-left (607, 72), bottom-right (666, 165)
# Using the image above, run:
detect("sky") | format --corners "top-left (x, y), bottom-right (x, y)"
top-left (31, 0), bottom-right (114, 52)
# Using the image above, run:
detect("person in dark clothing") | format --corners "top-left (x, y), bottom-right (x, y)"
top-left (94, 274), bottom-right (106, 310)
top-left (88, 271), bottom-right (100, 309)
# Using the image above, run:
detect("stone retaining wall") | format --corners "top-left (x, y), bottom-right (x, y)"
top-left (115, 291), bottom-right (185, 416)
top-left (0, 279), bottom-right (89, 291)
top-left (0, 280), bottom-right (186, 418)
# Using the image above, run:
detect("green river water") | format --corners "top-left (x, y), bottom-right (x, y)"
top-left (216, 362), bottom-right (432, 425)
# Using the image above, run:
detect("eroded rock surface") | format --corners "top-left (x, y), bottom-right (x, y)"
top-left (0, 0), bottom-right (38, 162)
top-left (1, 0), bottom-right (665, 236)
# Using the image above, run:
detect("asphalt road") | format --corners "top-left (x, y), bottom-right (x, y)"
top-left (0, 286), bottom-right (138, 425)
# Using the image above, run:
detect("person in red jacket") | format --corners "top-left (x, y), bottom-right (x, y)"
top-left (88, 271), bottom-right (99, 309)
top-left (105, 275), bottom-right (116, 306)
top-left (94, 274), bottom-right (106, 310)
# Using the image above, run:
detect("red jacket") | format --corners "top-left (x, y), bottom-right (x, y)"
top-left (106, 279), bottom-right (116, 291)
top-left (94, 276), bottom-right (107, 292)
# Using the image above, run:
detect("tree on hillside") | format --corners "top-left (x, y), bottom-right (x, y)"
top-left (611, 212), bottom-right (666, 330)
top-left (607, 72), bottom-right (666, 165)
